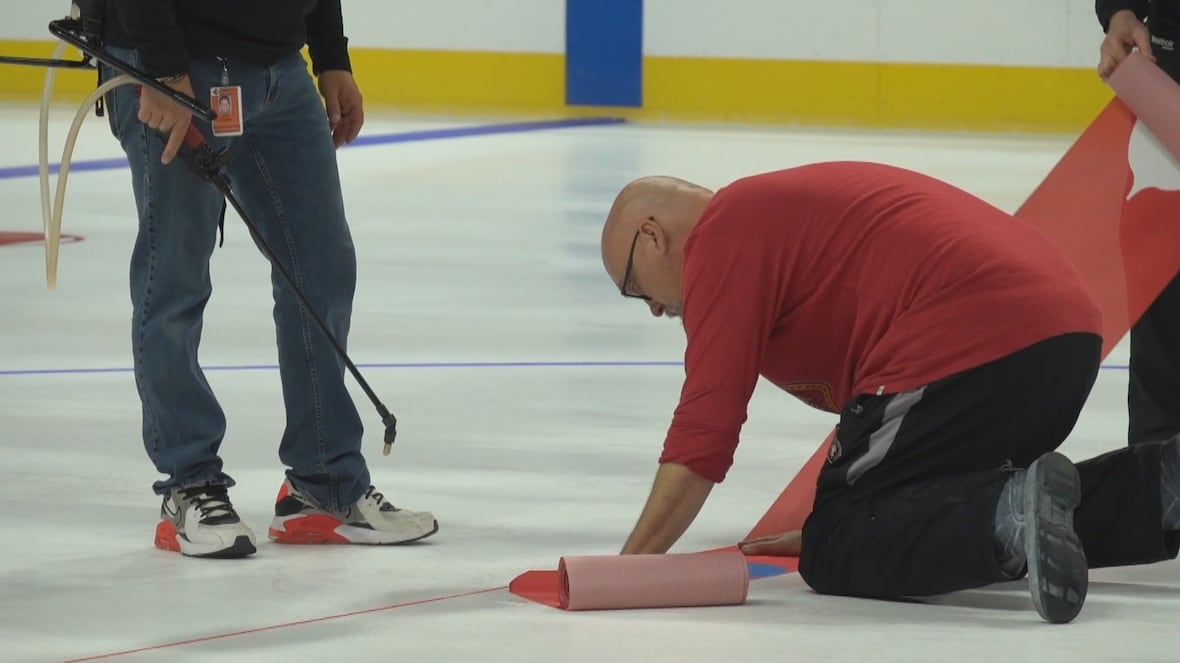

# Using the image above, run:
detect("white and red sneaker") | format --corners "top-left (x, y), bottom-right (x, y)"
top-left (267, 479), bottom-right (438, 545)
top-left (154, 483), bottom-right (258, 558)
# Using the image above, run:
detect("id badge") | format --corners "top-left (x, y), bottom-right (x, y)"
top-left (210, 86), bottom-right (244, 137)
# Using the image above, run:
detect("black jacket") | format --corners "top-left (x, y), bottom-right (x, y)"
top-left (86, 0), bottom-right (351, 78)
top-left (1097, 0), bottom-right (1180, 35)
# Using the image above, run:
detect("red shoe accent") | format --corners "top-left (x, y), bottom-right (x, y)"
top-left (275, 481), bottom-right (290, 503)
top-left (155, 520), bottom-right (180, 552)
top-left (269, 515), bottom-right (351, 544)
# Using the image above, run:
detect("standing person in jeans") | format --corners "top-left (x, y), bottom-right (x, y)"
top-left (87, 0), bottom-right (438, 558)
top-left (1097, 1), bottom-right (1180, 446)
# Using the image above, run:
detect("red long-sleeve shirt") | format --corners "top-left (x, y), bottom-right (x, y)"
top-left (660, 162), bottom-right (1103, 483)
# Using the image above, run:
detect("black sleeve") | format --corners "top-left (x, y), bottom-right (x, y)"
top-left (305, 0), bottom-right (353, 74)
top-left (108, 0), bottom-right (189, 78)
top-left (1096, 0), bottom-right (1150, 32)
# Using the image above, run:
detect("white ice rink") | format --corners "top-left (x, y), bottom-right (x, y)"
top-left (0, 103), bottom-right (1177, 662)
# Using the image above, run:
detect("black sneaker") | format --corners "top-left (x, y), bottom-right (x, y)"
top-left (996, 451), bottom-right (1088, 623)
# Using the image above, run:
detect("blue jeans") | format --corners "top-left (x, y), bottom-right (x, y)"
top-left (102, 48), bottom-right (370, 510)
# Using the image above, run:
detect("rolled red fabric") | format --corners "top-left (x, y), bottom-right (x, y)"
top-left (555, 551), bottom-right (749, 611)
top-left (1107, 51), bottom-right (1180, 160)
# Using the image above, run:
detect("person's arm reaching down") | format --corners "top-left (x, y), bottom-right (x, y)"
top-left (620, 202), bottom-right (782, 554)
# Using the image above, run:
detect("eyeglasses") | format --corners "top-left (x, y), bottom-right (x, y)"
top-left (619, 229), bottom-right (652, 301)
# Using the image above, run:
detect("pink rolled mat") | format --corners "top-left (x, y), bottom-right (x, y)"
top-left (511, 551), bottom-right (749, 611)
top-left (1107, 51), bottom-right (1180, 159)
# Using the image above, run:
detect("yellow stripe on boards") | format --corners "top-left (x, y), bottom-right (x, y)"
top-left (642, 56), bottom-right (1115, 133)
top-left (0, 40), bottom-right (98, 102)
top-left (0, 40), bottom-right (1117, 133)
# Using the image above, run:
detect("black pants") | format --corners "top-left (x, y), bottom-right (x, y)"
top-left (798, 332), bottom-right (1180, 599)
top-left (1129, 33), bottom-right (1180, 445)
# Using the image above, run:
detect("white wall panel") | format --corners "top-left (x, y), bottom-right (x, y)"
top-left (878, 0), bottom-right (1071, 67)
top-left (644, 0), bottom-right (882, 61)
top-left (1066, 0), bottom-right (1110, 69)
top-left (0, 2), bottom-right (71, 40)
top-left (345, 0), bottom-right (563, 52)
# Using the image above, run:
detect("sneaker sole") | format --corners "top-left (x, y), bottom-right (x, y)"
top-left (155, 520), bottom-right (258, 558)
top-left (268, 515), bottom-right (440, 545)
top-left (1023, 451), bottom-right (1088, 624)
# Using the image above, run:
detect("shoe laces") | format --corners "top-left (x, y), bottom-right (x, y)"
top-left (363, 485), bottom-right (399, 512)
top-left (178, 484), bottom-right (239, 525)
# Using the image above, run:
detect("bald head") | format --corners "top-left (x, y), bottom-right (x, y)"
top-left (601, 176), bottom-right (712, 277)
top-left (600, 175), bottom-right (714, 317)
